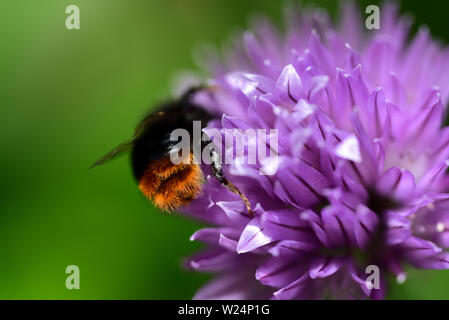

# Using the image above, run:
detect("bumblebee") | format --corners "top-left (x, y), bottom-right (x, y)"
top-left (91, 87), bottom-right (253, 214)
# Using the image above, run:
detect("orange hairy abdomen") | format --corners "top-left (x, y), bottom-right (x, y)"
top-left (138, 155), bottom-right (203, 211)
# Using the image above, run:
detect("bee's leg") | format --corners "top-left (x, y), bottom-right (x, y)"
top-left (209, 150), bottom-right (254, 215)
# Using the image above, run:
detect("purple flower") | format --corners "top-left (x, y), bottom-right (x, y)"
top-left (181, 2), bottom-right (449, 299)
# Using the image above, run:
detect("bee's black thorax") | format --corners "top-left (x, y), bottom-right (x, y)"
top-left (130, 100), bottom-right (215, 181)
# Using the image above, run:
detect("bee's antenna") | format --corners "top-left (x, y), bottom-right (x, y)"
top-left (209, 150), bottom-right (254, 215)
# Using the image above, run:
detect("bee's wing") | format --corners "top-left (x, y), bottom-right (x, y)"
top-left (89, 141), bottom-right (133, 169)
top-left (132, 111), bottom-right (165, 139)
top-left (90, 109), bottom-right (168, 169)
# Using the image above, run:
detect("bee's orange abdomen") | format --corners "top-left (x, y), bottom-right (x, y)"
top-left (138, 155), bottom-right (203, 211)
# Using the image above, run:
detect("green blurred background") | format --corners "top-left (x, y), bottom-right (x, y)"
top-left (1, 0), bottom-right (449, 299)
